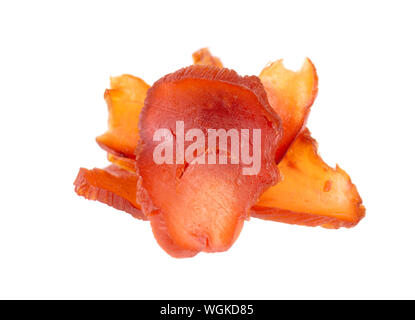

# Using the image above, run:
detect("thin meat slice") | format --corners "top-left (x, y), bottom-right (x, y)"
top-left (259, 58), bottom-right (318, 162)
top-left (107, 153), bottom-right (136, 173)
top-left (252, 129), bottom-right (365, 228)
top-left (74, 165), bottom-right (144, 220)
top-left (192, 48), bottom-right (223, 68)
top-left (96, 74), bottom-right (150, 158)
top-left (254, 58), bottom-right (365, 228)
top-left (137, 65), bottom-right (282, 257)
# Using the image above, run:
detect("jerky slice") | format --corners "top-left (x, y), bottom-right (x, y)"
top-left (137, 65), bottom-right (282, 257)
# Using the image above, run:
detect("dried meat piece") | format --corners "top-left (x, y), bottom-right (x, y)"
top-left (74, 165), bottom-right (144, 220)
top-left (96, 74), bottom-right (150, 158)
top-left (255, 58), bottom-right (364, 228)
top-left (252, 129), bottom-right (365, 228)
top-left (137, 65), bottom-right (282, 257)
top-left (259, 58), bottom-right (318, 162)
top-left (192, 48), bottom-right (223, 68)
top-left (107, 153), bottom-right (136, 173)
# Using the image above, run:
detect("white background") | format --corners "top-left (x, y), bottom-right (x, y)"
top-left (1, 0), bottom-right (414, 299)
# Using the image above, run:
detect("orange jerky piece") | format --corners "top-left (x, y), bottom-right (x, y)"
top-left (96, 74), bottom-right (150, 159)
top-left (107, 153), bottom-right (136, 173)
top-left (74, 165), bottom-right (144, 220)
top-left (254, 58), bottom-right (364, 228)
top-left (137, 65), bottom-right (282, 257)
top-left (192, 48), bottom-right (223, 68)
top-left (259, 59), bottom-right (318, 162)
top-left (252, 129), bottom-right (365, 228)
